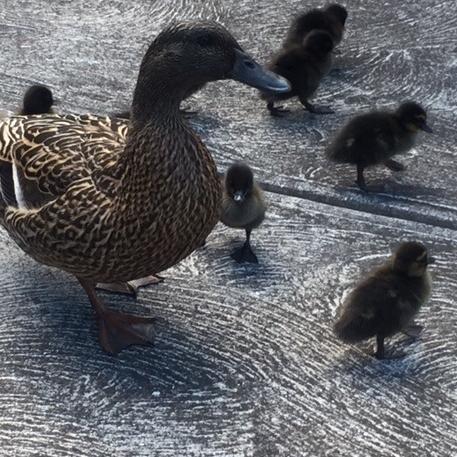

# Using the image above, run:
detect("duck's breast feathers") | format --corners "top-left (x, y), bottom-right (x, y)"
top-left (0, 114), bottom-right (128, 210)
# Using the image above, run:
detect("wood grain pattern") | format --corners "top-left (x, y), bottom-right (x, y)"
top-left (1, 0), bottom-right (455, 226)
top-left (0, 0), bottom-right (456, 456)
top-left (1, 192), bottom-right (456, 456)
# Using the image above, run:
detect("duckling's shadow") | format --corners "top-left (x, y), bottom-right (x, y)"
top-left (17, 270), bottom-right (236, 397)
top-left (214, 238), bottom-right (284, 288)
top-left (332, 339), bottom-right (423, 380)
top-left (334, 177), bottom-right (445, 200)
top-left (264, 109), bottom-right (333, 140)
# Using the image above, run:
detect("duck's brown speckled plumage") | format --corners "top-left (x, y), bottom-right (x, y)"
top-left (0, 110), bottom-right (220, 282)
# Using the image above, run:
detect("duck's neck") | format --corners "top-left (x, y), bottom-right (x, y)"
top-left (116, 92), bottom-right (209, 214)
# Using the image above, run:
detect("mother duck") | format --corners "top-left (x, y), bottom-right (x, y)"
top-left (0, 21), bottom-right (289, 354)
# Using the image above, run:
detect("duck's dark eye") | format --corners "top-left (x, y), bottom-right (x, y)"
top-left (196, 34), bottom-right (215, 47)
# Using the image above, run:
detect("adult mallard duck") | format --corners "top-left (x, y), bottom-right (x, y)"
top-left (0, 21), bottom-right (290, 354)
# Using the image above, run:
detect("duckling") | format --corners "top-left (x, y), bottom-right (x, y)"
top-left (20, 85), bottom-right (55, 115)
top-left (261, 30), bottom-right (335, 116)
top-left (0, 21), bottom-right (289, 354)
top-left (284, 3), bottom-right (348, 48)
top-left (334, 242), bottom-right (434, 359)
top-left (221, 163), bottom-right (266, 264)
top-left (326, 101), bottom-right (433, 191)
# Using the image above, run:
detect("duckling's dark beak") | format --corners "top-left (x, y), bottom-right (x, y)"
top-left (421, 122), bottom-right (433, 133)
top-left (427, 256), bottom-right (436, 265)
top-left (233, 190), bottom-right (245, 203)
top-left (229, 49), bottom-right (290, 93)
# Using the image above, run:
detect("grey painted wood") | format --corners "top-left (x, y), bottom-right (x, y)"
top-left (0, 1), bottom-right (456, 456)
top-left (0, 192), bottom-right (456, 456)
top-left (0, 0), bottom-right (456, 226)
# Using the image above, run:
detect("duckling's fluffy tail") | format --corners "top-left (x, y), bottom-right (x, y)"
top-left (325, 140), bottom-right (351, 163)
top-left (333, 313), bottom-right (376, 343)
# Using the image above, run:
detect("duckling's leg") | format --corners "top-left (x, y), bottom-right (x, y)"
top-left (384, 159), bottom-right (406, 172)
top-left (303, 100), bottom-right (334, 115)
top-left (231, 229), bottom-right (259, 264)
top-left (374, 335), bottom-right (385, 359)
top-left (267, 101), bottom-right (290, 117)
top-left (356, 164), bottom-right (368, 191)
top-left (96, 275), bottom-right (164, 297)
top-left (78, 278), bottom-right (156, 354)
top-left (373, 335), bottom-right (406, 359)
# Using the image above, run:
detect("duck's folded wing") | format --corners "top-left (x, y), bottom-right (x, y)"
top-left (0, 114), bottom-right (128, 209)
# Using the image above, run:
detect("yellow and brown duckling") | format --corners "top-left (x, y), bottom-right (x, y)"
top-left (261, 30), bottom-right (335, 116)
top-left (0, 21), bottom-right (289, 354)
top-left (221, 163), bottom-right (266, 264)
top-left (334, 242), bottom-right (434, 359)
top-left (284, 3), bottom-right (348, 48)
top-left (326, 101), bottom-right (433, 191)
top-left (19, 84), bottom-right (55, 115)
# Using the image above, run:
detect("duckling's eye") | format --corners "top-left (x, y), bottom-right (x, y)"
top-left (196, 34), bottom-right (215, 47)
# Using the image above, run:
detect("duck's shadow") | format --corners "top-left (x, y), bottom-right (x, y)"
top-left (13, 268), bottom-right (236, 397)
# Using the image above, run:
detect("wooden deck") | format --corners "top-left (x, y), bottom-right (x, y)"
top-left (0, 1), bottom-right (456, 456)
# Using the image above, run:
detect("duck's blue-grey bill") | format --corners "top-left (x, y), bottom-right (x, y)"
top-left (229, 49), bottom-right (290, 93)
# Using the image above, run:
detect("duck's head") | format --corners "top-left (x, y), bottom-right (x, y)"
top-left (325, 4), bottom-right (348, 27)
top-left (392, 241), bottom-right (435, 277)
top-left (303, 30), bottom-right (335, 55)
top-left (225, 163), bottom-right (255, 204)
top-left (133, 21), bottom-right (290, 116)
top-left (22, 85), bottom-right (54, 115)
top-left (396, 101), bottom-right (433, 134)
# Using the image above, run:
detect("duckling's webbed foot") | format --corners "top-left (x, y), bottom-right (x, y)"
top-left (96, 275), bottom-right (164, 297)
top-left (303, 101), bottom-right (334, 115)
top-left (231, 243), bottom-right (259, 263)
top-left (402, 323), bottom-right (423, 338)
top-left (231, 229), bottom-right (259, 264)
top-left (384, 159), bottom-right (406, 172)
top-left (267, 102), bottom-right (290, 117)
top-left (79, 278), bottom-right (156, 354)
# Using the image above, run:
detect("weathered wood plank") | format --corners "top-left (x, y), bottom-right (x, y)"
top-left (0, 192), bottom-right (456, 456)
top-left (0, 0), bottom-right (456, 225)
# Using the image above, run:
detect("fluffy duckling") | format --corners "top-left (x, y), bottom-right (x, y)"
top-left (326, 101), bottom-right (433, 191)
top-left (284, 3), bottom-right (348, 48)
top-left (261, 30), bottom-right (334, 116)
top-left (20, 85), bottom-right (55, 115)
top-left (334, 242), bottom-right (434, 359)
top-left (221, 163), bottom-right (266, 264)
